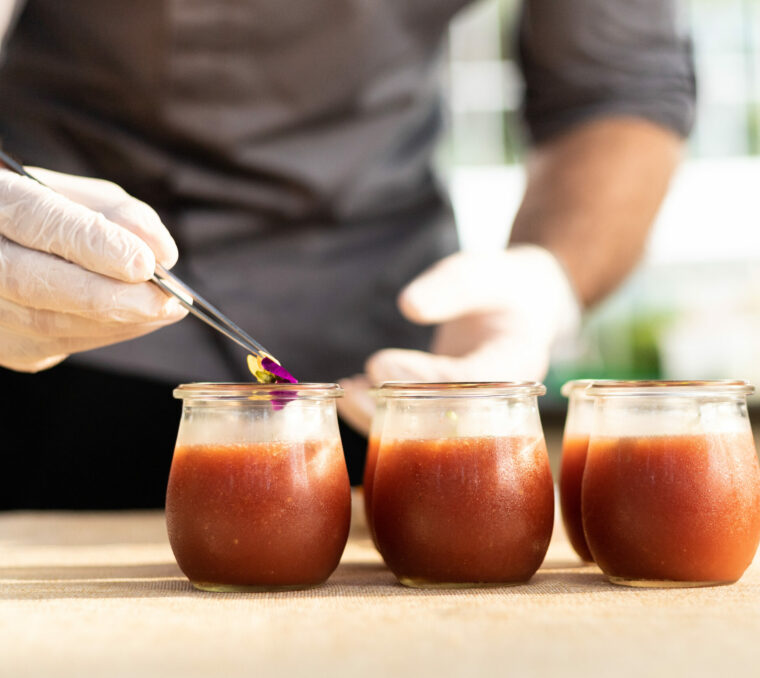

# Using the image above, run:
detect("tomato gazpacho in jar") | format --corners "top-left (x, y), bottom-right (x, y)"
top-left (582, 380), bottom-right (760, 587)
top-left (559, 380), bottom-right (596, 563)
top-left (362, 389), bottom-right (386, 547)
top-left (371, 382), bottom-right (553, 588)
top-left (166, 383), bottom-right (351, 592)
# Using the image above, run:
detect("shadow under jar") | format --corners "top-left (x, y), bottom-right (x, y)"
top-left (582, 380), bottom-right (760, 588)
top-left (166, 383), bottom-right (351, 592)
top-left (371, 382), bottom-right (554, 588)
top-left (559, 380), bottom-right (596, 563)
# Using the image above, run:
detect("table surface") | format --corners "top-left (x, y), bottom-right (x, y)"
top-left (1, 495), bottom-right (759, 678)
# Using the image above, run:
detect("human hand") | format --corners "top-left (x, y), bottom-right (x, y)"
top-left (337, 246), bottom-right (580, 435)
top-left (0, 167), bottom-right (186, 372)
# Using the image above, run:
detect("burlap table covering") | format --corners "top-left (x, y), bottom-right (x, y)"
top-left (1, 494), bottom-right (759, 678)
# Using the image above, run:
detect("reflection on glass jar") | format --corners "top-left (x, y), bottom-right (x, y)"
top-left (583, 380), bottom-right (760, 587)
top-left (371, 382), bottom-right (553, 588)
top-left (559, 380), bottom-right (596, 563)
top-left (362, 389), bottom-right (386, 548)
top-left (166, 383), bottom-right (351, 592)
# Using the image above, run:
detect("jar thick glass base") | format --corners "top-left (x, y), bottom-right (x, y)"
top-left (608, 576), bottom-right (735, 589)
top-left (399, 577), bottom-right (526, 589)
top-left (191, 581), bottom-right (321, 593)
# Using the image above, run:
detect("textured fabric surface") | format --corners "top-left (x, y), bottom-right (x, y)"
top-left (1, 494), bottom-right (759, 678)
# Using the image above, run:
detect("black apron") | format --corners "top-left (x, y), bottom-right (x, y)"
top-left (0, 0), bottom-right (465, 382)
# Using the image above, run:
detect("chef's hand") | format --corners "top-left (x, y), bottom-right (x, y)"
top-left (337, 245), bottom-right (581, 435)
top-left (0, 167), bottom-right (186, 372)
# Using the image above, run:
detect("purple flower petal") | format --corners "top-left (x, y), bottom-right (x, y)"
top-left (269, 389), bottom-right (296, 411)
top-left (260, 356), bottom-right (298, 384)
top-left (245, 354), bottom-right (298, 409)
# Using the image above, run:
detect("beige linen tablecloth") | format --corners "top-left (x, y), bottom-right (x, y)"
top-left (1, 496), bottom-right (759, 678)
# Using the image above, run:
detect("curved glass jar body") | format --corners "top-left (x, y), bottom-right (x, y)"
top-left (559, 380), bottom-right (596, 563)
top-left (166, 383), bottom-right (351, 592)
top-left (362, 390), bottom-right (386, 547)
top-left (583, 381), bottom-right (760, 587)
top-left (371, 382), bottom-right (553, 588)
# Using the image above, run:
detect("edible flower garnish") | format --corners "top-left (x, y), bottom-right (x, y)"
top-left (247, 354), bottom-right (298, 385)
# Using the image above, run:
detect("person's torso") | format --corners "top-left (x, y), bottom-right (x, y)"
top-left (0, 0), bottom-right (470, 224)
top-left (0, 0), bottom-right (470, 381)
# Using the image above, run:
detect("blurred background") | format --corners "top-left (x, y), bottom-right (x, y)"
top-left (440, 0), bottom-right (760, 411)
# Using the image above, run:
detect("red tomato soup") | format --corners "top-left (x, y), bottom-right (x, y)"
top-left (166, 440), bottom-right (351, 589)
top-left (362, 436), bottom-right (380, 543)
top-left (372, 435), bottom-right (554, 586)
top-left (582, 433), bottom-right (760, 584)
top-left (559, 434), bottom-right (593, 562)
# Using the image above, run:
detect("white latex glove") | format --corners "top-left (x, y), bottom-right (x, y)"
top-left (338, 245), bottom-right (581, 435)
top-left (0, 167), bottom-right (187, 372)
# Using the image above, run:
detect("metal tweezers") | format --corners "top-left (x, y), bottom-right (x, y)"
top-left (0, 149), bottom-right (275, 362)
top-left (150, 265), bottom-right (274, 360)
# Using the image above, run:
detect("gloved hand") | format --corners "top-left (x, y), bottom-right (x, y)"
top-left (0, 167), bottom-right (187, 372)
top-left (337, 245), bottom-right (581, 435)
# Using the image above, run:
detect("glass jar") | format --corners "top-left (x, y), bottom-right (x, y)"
top-left (583, 380), bottom-right (760, 587)
top-left (559, 380), bottom-right (596, 563)
top-left (371, 382), bottom-right (553, 588)
top-left (362, 389), bottom-right (386, 547)
top-left (166, 383), bottom-right (351, 592)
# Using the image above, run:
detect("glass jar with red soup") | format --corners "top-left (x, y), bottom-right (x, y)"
top-left (166, 382), bottom-right (351, 592)
top-left (582, 380), bottom-right (760, 587)
top-left (370, 382), bottom-right (553, 588)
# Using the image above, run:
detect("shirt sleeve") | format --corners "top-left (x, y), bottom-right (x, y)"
top-left (517, 0), bottom-right (696, 143)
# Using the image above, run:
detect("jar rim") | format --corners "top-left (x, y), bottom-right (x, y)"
top-left (173, 382), bottom-right (342, 401)
top-left (585, 379), bottom-right (754, 397)
top-left (376, 381), bottom-right (546, 398)
top-left (560, 379), bottom-right (604, 397)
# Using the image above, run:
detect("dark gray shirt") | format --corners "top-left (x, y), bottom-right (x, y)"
top-left (0, 0), bottom-right (695, 383)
